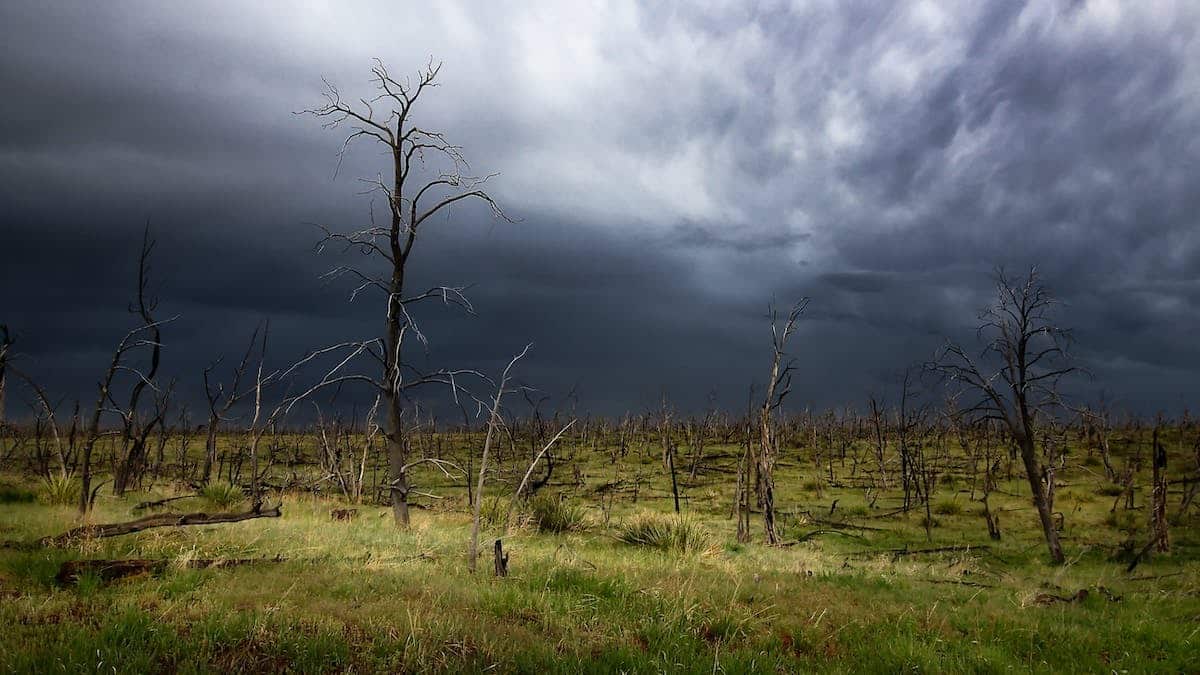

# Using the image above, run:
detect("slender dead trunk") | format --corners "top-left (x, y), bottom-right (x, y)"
top-left (1152, 427), bottom-right (1169, 553)
top-left (1017, 432), bottom-right (1064, 564)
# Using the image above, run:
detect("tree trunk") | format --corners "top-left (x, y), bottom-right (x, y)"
top-left (1018, 434), bottom-right (1064, 564)
top-left (386, 406), bottom-right (409, 527)
top-left (202, 416), bottom-right (220, 484)
top-left (1152, 427), bottom-right (1169, 553)
top-left (735, 434), bottom-right (751, 544)
top-left (759, 408), bottom-right (780, 545)
top-left (493, 539), bottom-right (509, 577)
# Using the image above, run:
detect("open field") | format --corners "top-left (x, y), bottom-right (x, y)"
top-left (2, 423), bottom-right (1198, 673)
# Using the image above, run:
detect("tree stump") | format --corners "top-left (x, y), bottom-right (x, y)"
top-left (493, 539), bottom-right (509, 577)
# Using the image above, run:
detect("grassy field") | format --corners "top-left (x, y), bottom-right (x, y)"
top-left (1, 431), bottom-right (1198, 673)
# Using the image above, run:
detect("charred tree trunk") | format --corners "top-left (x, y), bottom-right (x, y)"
top-left (1152, 427), bottom-right (1169, 553)
top-left (1018, 432), bottom-right (1064, 564)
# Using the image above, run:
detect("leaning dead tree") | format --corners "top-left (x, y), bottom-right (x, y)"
top-left (758, 299), bottom-right (807, 545)
top-left (934, 268), bottom-right (1076, 564)
top-left (302, 59), bottom-right (510, 528)
top-left (469, 345), bottom-right (528, 573)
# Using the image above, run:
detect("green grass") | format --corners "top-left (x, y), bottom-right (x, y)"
top-left (40, 474), bottom-right (79, 506)
top-left (526, 494), bottom-right (589, 533)
top-left (614, 512), bottom-right (711, 553)
top-left (199, 482), bottom-right (245, 511)
top-left (0, 428), bottom-right (1197, 672)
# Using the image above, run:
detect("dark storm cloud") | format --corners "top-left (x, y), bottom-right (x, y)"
top-left (2, 1), bottom-right (1198, 418)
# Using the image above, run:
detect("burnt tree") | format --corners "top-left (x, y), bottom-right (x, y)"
top-left (935, 268), bottom-right (1076, 564)
top-left (302, 59), bottom-right (509, 527)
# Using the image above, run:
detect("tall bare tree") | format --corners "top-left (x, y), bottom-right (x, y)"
top-left (934, 268), bottom-right (1076, 564)
top-left (113, 228), bottom-right (169, 497)
top-left (758, 299), bottom-right (807, 545)
top-left (302, 59), bottom-right (509, 527)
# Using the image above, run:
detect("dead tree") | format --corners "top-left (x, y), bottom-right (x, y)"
top-left (508, 418), bottom-right (576, 521)
top-left (897, 369), bottom-right (921, 512)
top-left (1080, 403), bottom-right (1117, 481)
top-left (469, 346), bottom-right (528, 573)
top-left (934, 267), bottom-right (1076, 564)
top-left (200, 326), bottom-right (263, 485)
top-left (0, 325), bottom-right (12, 428)
top-left (686, 397), bottom-right (716, 480)
top-left (758, 300), bottom-right (807, 545)
top-left (493, 539), bottom-right (509, 577)
top-left (302, 59), bottom-right (509, 528)
top-left (868, 395), bottom-right (889, 489)
top-left (1151, 425), bottom-right (1169, 553)
top-left (76, 315), bottom-right (177, 513)
top-left (10, 370), bottom-right (69, 480)
top-left (735, 385), bottom-right (754, 543)
top-left (112, 228), bottom-right (168, 497)
top-left (314, 397), bottom-right (380, 503)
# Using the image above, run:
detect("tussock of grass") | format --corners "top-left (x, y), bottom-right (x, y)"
top-left (840, 504), bottom-right (869, 518)
top-left (527, 494), bottom-right (589, 533)
top-left (199, 483), bottom-right (244, 511)
top-left (40, 475), bottom-right (79, 506)
top-left (477, 495), bottom-right (511, 530)
top-left (615, 513), bottom-right (709, 553)
top-left (1104, 510), bottom-right (1139, 532)
top-left (932, 499), bottom-right (963, 516)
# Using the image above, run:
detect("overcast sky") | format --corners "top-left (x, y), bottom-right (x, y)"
top-left (2, 1), bottom-right (1198, 418)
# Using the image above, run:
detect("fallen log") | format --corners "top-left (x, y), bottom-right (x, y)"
top-left (132, 495), bottom-right (195, 511)
top-left (1032, 588), bottom-right (1089, 606)
top-left (783, 529), bottom-right (865, 545)
top-left (38, 506), bottom-right (282, 547)
top-left (57, 555), bottom-right (286, 585)
top-left (888, 545), bottom-right (989, 558)
top-left (916, 578), bottom-right (997, 589)
top-left (846, 544), bottom-right (991, 559)
top-left (808, 517), bottom-right (887, 532)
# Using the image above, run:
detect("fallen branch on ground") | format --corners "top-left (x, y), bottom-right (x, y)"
top-left (1031, 589), bottom-right (1090, 606)
top-left (132, 495), bottom-right (195, 511)
top-left (916, 578), bottom-right (997, 589)
top-left (888, 545), bottom-right (990, 557)
top-left (846, 544), bottom-right (991, 559)
top-left (784, 529), bottom-right (865, 545)
top-left (38, 506), bottom-right (282, 547)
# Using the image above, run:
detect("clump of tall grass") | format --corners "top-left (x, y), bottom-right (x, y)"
top-left (41, 475), bottom-right (79, 506)
top-left (615, 513), bottom-right (709, 553)
top-left (932, 499), bottom-right (963, 516)
top-left (528, 494), bottom-right (589, 533)
top-left (199, 483), bottom-right (244, 511)
top-left (478, 495), bottom-right (513, 530)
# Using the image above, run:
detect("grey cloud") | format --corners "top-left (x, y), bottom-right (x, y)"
top-left (2, 1), bottom-right (1198, 417)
